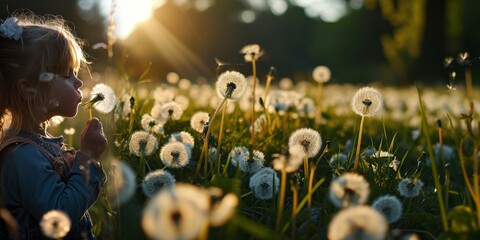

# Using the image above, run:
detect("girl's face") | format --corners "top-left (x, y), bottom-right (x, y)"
top-left (47, 69), bottom-right (83, 118)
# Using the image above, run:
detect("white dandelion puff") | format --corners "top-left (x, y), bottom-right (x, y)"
top-left (328, 206), bottom-right (388, 240)
top-left (168, 131), bottom-right (195, 149)
top-left (39, 210), bottom-right (71, 239)
top-left (288, 128), bottom-right (322, 158)
top-left (142, 169), bottom-right (176, 197)
top-left (63, 127), bottom-right (75, 135)
top-left (351, 87), bottom-right (383, 117)
top-left (272, 145), bottom-right (305, 173)
top-left (398, 178), bottom-right (424, 198)
top-left (142, 183), bottom-right (210, 240)
top-left (209, 193), bottom-right (239, 226)
top-left (141, 114), bottom-right (164, 134)
top-left (329, 173), bottom-right (370, 208)
top-left (229, 146), bottom-right (249, 168)
top-left (239, 150), bottom-right (265, 174)
top-left (372, 195), bottom-right (403, 223)
top-left (190, 111), bottom-right (210, 133)
top-left (216, 71), bottom-right (248, 101)
top-left (312, 65), bottom-right (331, 83)
top-left (108, 160), bottom-right (136, 206)
top-left (87, 83), bottom-right (116, 113)
top-left (249, 167), bottom-right (279, 200)
top-left (129, 131), bottom-right (159, 157)
top-left (160, 101), bottom-right (184, 120)
top-left (160, 142), bottom-right (191, 168)
top-left (240, 44), bottom-right (263, 62)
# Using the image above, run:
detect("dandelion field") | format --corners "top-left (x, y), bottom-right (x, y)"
top-left (38, 46), bottom-right (480, 240)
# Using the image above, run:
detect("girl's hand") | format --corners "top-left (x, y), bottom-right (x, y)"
top-left (79, 117), bottom-right (107, 160)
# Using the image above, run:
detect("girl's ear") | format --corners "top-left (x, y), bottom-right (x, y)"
top-left (16, 78), bottom-right (37, 100)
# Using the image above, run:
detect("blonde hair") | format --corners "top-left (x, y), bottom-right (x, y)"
top-left (0, 12), bottom-right (88, 139)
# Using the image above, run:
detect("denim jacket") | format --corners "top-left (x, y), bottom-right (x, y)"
top-left (0, 134), bottom-right (106, 239)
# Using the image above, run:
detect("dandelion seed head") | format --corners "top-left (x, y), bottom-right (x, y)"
top-left (249, 168), bottom-right (279, 200)
top-left (296, 97), bottom-right (316, 118)
top-left (329, 153), bottom-right (348, 168)
top-left (166, 72), bottom-right (180, 84)
top-left (168, 131), bottom-right (195, 148)
top-left (312, 65), bottom-right (331, 83)
top-left (329, 173), bottom-right (370, 208)
top-left (328, 206), bottom-right (388, 240)
top-left (288, 128), bottom-right (322, 158)
top-left (272, 145), bottom-right (305, 173)
top-left (210, 193), bottom-right (239, 226)
top-left (398, 178), bottom-right (424, 198)
top-left (142, 183), bottom-right (210, 240)
top-left (108, 160), bottom-right (136, 206)
top-left (90, 83), bottom-right (116, 113)
top-left (351, 87), bottom-right (383, 117)
top-left (174, 95), bottom-right (190, 110)
top-left (251, 114), bottom-right (267, 133)
top-left (372, 195), bottom-right (403, 223)
top-left (160, 142), bottom-right (190, 168)
top-left (240, 44), bottom-right (263, 62)
top-left (129, 131), bottom-right (159, 157)
top-left (39, 210), bottom-right (71, 239)
top-left (229, 146), bottom-right (249, 168)
top-left (239, 149), bottom-right (265, 173)
top-left (216, 71), bottom-right (248, 101)
top-left (142, 169), bottom-right (176, 197)
top-left (160, 101), bottom-right (184, 120)
top-left (190, 111), bottom-right (210, 133)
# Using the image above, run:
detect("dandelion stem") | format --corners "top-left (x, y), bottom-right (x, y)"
top-left (215, 99), bottom-right (229, 174)
top-left (465, 67), bottom-right (473, 100)
top-left (307, 164), bottom-right (316, 238)
top-left (89, 108), bottom-right (93, 120)
top-left (315, 82), bottom-right (324, 125)
top-left (195, 98), bottom-right (228, 179)
top-left (291, 184), bottom-right (298, 240)
top-left (275, 168), bottom-right (287, 236)
top-left (417, 86), bottom-right (449, 231)
top-left (353, 115), bottom-right (365, 172)
top-left (251, 58), bottom-right (257, 148)
top-left (139, 154), bottom-right (145, 177)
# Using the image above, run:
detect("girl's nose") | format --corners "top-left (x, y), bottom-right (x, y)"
top-left (75, 77), bottom-right (83, 89)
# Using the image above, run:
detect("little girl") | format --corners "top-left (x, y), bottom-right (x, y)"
top-left (0, 13), bottom-right (108, 239)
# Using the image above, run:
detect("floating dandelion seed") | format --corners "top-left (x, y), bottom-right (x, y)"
top-left (39, 72), bottom-right (55, 82)
top-left (398, 178), bottom-right (424, 198)
top-left (129, 131), bottom-right (159, 157)
top-left (108, 160), bottom-right (136, 207)
top-left (249, 167), bottom-right (279, 200)
top-left (168, 131), bottom-right (195, 149)
top-left (312, 65), bottom-right (331, 83)
top-left (239, 150), bottom-right (265, 173)
top-left (63, 127), bottom-right (75, 135)
top-left (372, 195), bottom-right (403, 223)
top-left (142, 183), bottom-right (210, 240)
top-left (160, 142), bottom-right (191, 168)
top-left (328, 206), bottom-right (388, 240)
top-left (83, 83), bottom-right (116, 114)
top-left (240, 44), bottom-right (263, 62)
top-left (288, 128), bottom-right (322, 158)
top-left (190, 111), bottom-right (210, 133)
top-left (39, 210), bottom-right (71, 239)
top-left (329, 173), bottom-right (370, 208)
top-left (142, 169), bottom-right (176, 197)
top-left (351, 87), bottom-right (383, 117)
top-left (216, 71), bottom-right (248, 101)
top-left (443, 57), bottom-right (454, 68)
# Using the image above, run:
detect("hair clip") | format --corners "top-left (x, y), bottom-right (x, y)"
top-left (0, 17), bottom-right (23, 41)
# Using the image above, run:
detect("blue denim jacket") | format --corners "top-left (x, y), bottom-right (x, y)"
top-left (0, 135), bottom-right (106, 239)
